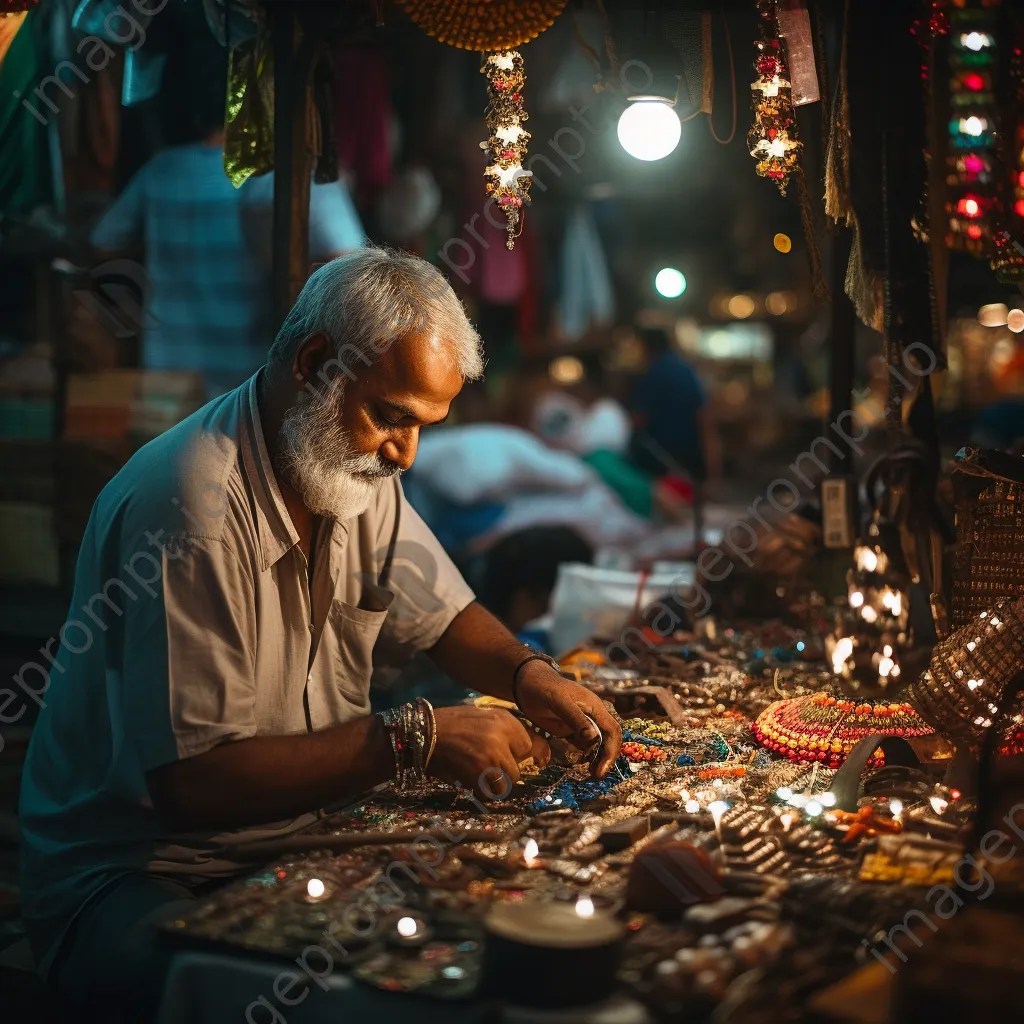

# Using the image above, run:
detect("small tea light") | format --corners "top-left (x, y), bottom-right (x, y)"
top-left (391, 914), bottom-right (430, 947)
top-left (306, 877), bottom-right (326, 901)
top-left (708, 800), bottom-right (729, 846)
top-left (708, 800), bottom-right (729, 826)
top-left (522, 838), bottom-right (540, 868)
top-left (575, 893), bottom-right (595, 918)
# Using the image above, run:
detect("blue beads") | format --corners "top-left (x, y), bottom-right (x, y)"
top-left (622, 730), bottom-right (665, 746)
top-left (526, 757), bottom-right (632, 815)
top-left (677, 754), bottom-right (696, 767)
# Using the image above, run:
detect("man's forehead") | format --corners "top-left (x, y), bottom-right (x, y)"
top-left (362, 331), bottom-right (463, 404)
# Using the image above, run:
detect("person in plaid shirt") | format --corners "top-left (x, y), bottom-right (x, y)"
top-left (92, 75), bottom-right (364, 399)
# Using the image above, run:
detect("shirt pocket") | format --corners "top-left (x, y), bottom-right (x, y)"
top-left (325, 596), bottom-right (392, 709)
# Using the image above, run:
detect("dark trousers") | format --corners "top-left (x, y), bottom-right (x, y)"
top-left (50, 874), bottom-right (199, 1022)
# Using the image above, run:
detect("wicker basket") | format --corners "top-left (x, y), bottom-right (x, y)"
top-left (951, 447), bottom-right (1024, 630)
top-left (910, 597), bottom-right (1024, 746)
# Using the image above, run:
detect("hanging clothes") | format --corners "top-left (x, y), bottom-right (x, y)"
top-left (332, 46), bottom-right (393, 208)
top-left (0, 7), bottom-right (50, 213)
top-left (555, 203), bottom-right (614, 342)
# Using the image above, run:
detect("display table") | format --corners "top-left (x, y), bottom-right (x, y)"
top-left (157, 623), bottom-right (974, 1021)
top-left (158, 951), bottom-right (650, 1024)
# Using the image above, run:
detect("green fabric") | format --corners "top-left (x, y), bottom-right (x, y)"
top-left (0, 8), bottom-right (50, 214)
top-left (583, 448), bottom-right (655, 517)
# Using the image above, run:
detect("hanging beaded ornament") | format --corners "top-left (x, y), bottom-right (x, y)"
top-left (747, 0), bottom-right (802, 195)
top-left (481, 51), bottom-right (532, 248)
top-left (752, 692), bottom-right (933, 769)
top-left (396, 3), bottom-right (565, 251)
top-left (397, 0), bottom-right (566, 51)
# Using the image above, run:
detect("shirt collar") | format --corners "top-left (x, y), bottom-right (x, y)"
top-left (239, 369), bottom-right (300, 571)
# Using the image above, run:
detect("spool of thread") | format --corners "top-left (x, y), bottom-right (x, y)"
top-left (978, 303), bottom-right (1009, 327)
top-left (480, 901), bottom-right (624, 1007)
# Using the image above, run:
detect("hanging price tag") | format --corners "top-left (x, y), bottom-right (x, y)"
top-left (777, 0), bottom-right (820, 106)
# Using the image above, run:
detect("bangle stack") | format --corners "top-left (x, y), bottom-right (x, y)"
top-left (379, 697), bottom-right (436, 791)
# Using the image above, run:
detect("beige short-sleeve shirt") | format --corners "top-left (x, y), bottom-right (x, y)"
top-left (18, 372), bottom-right (474, 973)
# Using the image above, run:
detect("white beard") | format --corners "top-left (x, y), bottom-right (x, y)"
top-left (276, 381), bottom-right (400, 521)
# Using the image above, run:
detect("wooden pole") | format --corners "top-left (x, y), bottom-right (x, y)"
top-left (829, 226), bottom-right (856, 475)
top-left (271, 6), bottom-right (314, 332)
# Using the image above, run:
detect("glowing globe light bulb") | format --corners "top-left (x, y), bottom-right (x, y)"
top-left (396, 916), bottom-right (419, 938)
top-left (617, 98), bottom-right (682, 161)
top-left (306, 878), bottom-right (325, 899)
top-left (655, 267), bottom-right (686, 298)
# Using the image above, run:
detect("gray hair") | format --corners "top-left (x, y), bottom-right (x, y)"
top-left (267, 246), bottom-right (484, 384)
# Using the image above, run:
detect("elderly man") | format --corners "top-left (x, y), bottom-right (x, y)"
top-left (19, 247), bottom-right (621, 1017)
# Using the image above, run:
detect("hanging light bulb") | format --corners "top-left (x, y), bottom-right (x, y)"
top-left (617, 97), bottom-right (682, 161)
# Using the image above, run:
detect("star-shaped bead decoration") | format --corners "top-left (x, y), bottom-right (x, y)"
top-left (496, 123), bottom-right (525, 144)
top-left (488, 52), bottom-right (515, 71)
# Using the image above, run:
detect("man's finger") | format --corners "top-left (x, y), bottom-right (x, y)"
top-left (547, 695), bottom-right (601, 751)
top-left (528, 732), bottom-right (552, 768)
top-left (585, 701), bottom-right (623, 777)
top-left (478, 757), bottom-right (519, 800)
top-left (503, 713), bottom-right (539, 762)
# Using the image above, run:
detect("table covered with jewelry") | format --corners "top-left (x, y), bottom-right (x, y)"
top-left (154, 609), bottom-right (1019, 1024)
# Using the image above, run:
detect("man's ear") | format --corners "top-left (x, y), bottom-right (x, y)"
top-left (293, 331), bottom-right (335, 386)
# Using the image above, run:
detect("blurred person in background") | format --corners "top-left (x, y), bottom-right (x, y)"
top-left (479, 525), bottom-right (594, 642)
top-left (628, 326), bottom-right (721, 546)
top-left (90, 54), bottom-right (364, 399)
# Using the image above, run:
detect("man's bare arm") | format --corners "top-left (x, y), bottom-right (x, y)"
top-left (147, 715), bottom-right (393, 832)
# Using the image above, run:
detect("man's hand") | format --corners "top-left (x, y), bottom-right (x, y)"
top-left (429, 705), bottom-right (551, 799)
top-left (513, 662), bottom-right (623, 776)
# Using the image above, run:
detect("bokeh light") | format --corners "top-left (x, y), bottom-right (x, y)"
top-left (727, 294), bottom-right (756, 319)
top-left (654, 267), bottom-right (687, 298)
top-left (549, 355), bottom-right (584, 384)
